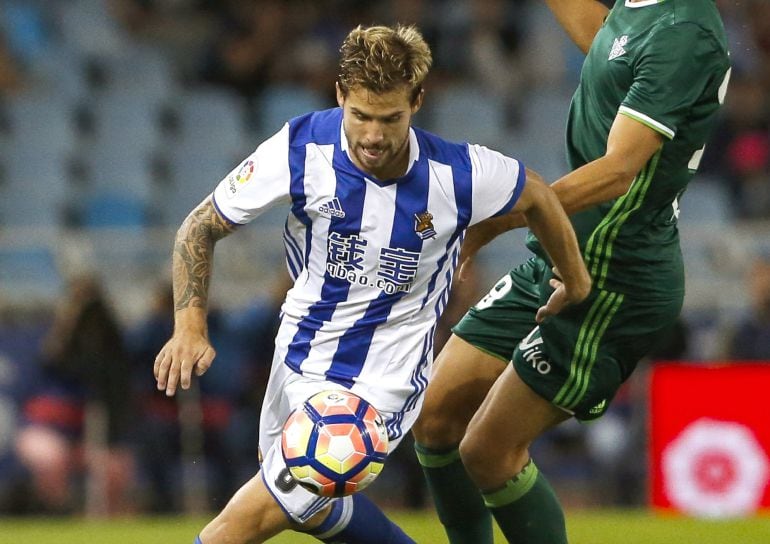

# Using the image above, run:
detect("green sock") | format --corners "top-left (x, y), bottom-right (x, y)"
top-left (415, 443), bottom-right (494, 544)
top-left (483, 460), bottom-right (567, 544)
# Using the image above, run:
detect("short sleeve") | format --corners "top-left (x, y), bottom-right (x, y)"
top-left (468, 144), bottom-right (526, 226)
top-left (212, 123), bottom-right (292, 224)
top-left (621, 24), bottom-right (724, 140)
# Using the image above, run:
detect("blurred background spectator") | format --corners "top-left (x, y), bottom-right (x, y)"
top-left (0, 0), bottom-right (767, 517)
top-left (0, 33), bottom-right (23, 95)
top-left (702, 71), bottom-right (770, 220)
top-left (727, 255), bottom-right (770, 360)
top-left (12, 273), bottom-right (134, 515)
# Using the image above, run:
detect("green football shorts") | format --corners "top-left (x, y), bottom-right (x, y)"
top-left (452, 257), bottom-right (682, 420)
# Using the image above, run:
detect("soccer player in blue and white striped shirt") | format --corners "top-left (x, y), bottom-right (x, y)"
top-left (154, 24), bottom-right (590, 544)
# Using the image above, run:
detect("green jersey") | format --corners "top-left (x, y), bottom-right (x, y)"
top-left (527, 0), bottom-right (731, 298)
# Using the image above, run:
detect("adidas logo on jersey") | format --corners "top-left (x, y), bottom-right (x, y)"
top-left (319, 197), bottom-right (346, 218)
top-left (608, 35), bottom-right (628, 61)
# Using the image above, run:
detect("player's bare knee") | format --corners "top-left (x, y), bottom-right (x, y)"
top-left (458, 431), bottom-right (493, 482)
top-left (413, 409), bottom-right (463, 448)
top-left (460, 425), bottom-right (530, 484)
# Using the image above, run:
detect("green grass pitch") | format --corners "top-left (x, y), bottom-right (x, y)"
top-left (1, 510), bottom-right (768, 544)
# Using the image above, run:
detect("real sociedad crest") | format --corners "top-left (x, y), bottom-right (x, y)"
top-left (414, 211), bottom-right (436, 240)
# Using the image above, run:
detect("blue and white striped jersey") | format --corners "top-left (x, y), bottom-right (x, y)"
top-left (213, 108), bottom-right (525, 413)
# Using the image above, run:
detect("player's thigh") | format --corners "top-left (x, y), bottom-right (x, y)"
top-left (200, 472), bottom-right (292, 543)
top-left (452, 257), bottom-right (545, 361)
top-left (461, 363), bottom-right (569, 484)
top-left (414, 334), bottom-right (508, 447)
top-left (415, 259), bottom-right (543, 446)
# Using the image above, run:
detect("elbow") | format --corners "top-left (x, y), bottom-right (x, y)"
top-left (611, 172), bottom-right (636, 199)
top-left (603, 158), bottom-right (639, 199)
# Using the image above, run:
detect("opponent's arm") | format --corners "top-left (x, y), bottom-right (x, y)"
top-left (549, 113), bottom-right (664, 214)
top-left (154, 196), bottom-right (237, 396)
top-left (543, 0), bottom-right (609, 54)
top-left (457, 114), bottom-right (663, 279)
top-left (512, 170), bottom-right (591, 321)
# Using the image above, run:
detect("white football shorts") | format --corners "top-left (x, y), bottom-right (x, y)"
top-left (258, 356), bottom-right (422, 523)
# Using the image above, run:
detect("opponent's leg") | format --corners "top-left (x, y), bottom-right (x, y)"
top-left (412, 334), bottom-right (507, 544)
top-left (460, 363), bottom-right (570, 544)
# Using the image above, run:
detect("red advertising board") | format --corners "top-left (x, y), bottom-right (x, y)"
top-left (650, 363), bottom-right (770, 517)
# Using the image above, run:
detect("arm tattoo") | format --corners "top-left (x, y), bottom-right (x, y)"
top-left (173, 198), bottom-right (236, 311)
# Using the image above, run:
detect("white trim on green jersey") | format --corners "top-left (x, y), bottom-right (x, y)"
top-left (618, 105), bottom-right (675, 139)
top-left (625, 0), bottom-right (665, 7)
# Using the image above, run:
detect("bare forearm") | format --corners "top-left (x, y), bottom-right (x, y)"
top-left (154, 197), bottom-right (231, 397)
top-left (550, 156), bottom-right (635, 216)
top-left (551, 114), bottom-right (665, 215)
top-left (524, 185), bottom-right (591, 300)
top-left (462, 212), bottom-right (525, 253)
top-left (543, 0), bottom-right (608, 54)
top-left (465, 155), bottom-right (636, 257)
top-left (172, 198), bottom-right (235, 315)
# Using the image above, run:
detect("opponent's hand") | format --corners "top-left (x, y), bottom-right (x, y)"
top-left (153, 331), bottom-right (216, 397)
top-left (536, 277), bottom-right (569, 323)
top-left (535, 267), bottom-right (590, 323)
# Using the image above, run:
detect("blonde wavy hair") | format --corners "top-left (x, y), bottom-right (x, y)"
top-left (337, 24), bottom-right (432, 104)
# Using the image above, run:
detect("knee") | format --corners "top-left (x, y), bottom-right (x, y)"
top-left (459, 423), bottom-right (529, 487)
top-left (412, 405), bottom-right (462, 449)
top-left (458, 433), bottom-right (493, 483)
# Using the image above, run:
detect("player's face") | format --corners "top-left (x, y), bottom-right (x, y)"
top-left (337, 83), bottom-right (423, 180)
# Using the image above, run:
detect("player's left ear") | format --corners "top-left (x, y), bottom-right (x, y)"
top-left (411, 87), bottom-right (424, 115)
top-left (336, 82), bottom-right (345, 108)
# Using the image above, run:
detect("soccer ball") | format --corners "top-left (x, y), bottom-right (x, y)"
top-left (281, 390), bottom-right (389, 497)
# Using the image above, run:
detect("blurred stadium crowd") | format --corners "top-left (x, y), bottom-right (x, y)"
top-left (0, 0), bottom-right (769, 517)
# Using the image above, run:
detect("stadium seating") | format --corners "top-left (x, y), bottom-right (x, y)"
top-left (680, 177), bottom-right (731, 224)
top-left (0, 0), bottom-right (763, 356)
top-left (0, 246), bottom-right (61, 300)
top-left (429, 84), bottom-right (507, 147)
top-left (256, 85), bottom-right (328, 138)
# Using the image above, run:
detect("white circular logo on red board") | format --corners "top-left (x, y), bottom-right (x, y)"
top-left (663, 418), bottom-right (769, 517)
